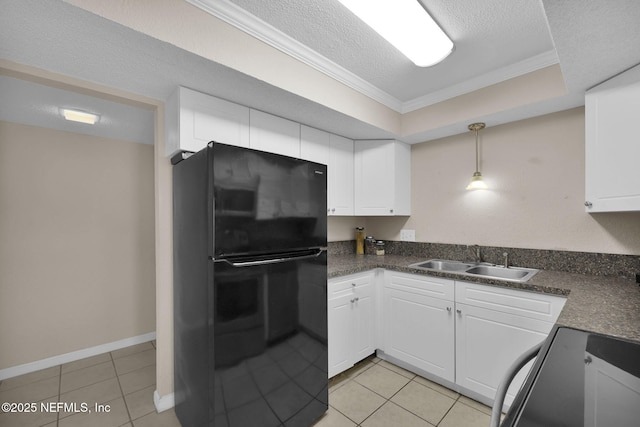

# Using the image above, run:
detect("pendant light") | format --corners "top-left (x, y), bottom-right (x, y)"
top-left (466, 122), bottom-right (488, 190)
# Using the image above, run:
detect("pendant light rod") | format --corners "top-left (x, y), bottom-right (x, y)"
top-left (468, 122), bottom-right (485, 173)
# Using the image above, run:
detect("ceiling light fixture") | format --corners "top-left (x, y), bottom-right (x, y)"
top-left (337, 0), bottom-right (454, 67)
top-left (61, 108), bottom-right (99, 125)
top-left (466, 122), bottom-right (488, 190)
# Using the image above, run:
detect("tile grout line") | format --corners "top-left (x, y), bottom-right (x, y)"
top-left (110, 350), bottom-right (134, 426)
top-left (356, 376), bottom-right (415, 427)
top-left (56, 364), bottom-right (62, 427)
top-left (435, 394), bottom-right (462, 426)
top-left (329, 356), bottom-right (493, 427)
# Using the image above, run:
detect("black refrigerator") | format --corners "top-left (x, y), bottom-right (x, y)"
top-left (173, 142), bottom-right (328, 427)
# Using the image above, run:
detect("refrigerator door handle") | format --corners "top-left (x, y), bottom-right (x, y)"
top-left (217, 248), bottom-right (326, 267)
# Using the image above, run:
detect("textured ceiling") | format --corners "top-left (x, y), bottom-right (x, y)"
top-left (225, 0), bottom-right (557, 105)
top-left (1, 0), bottom-right (640, 145)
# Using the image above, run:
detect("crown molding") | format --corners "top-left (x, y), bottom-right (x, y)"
top-left (186, 0), bottom-right (559, 115)
top-left (401, 50), bottom-right (560, 113)
top-left (186, 0), bottom-right (403, 111)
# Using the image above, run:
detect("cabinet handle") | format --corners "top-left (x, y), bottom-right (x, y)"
top-left (350, 297), bottom-right (360, 303)
top-left (456, 309), bottom-right (462, 315)
top-left (351, 283), bottom-right (356, 287)
top-left (390, 209), bottom-right (394, 213)
top-left (446, 307), bottom-right (452, 312)
top-left (584, 201), bottom-right (592, 208)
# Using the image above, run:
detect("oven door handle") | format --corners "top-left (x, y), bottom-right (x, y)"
top-left (217, 248), bottom-right (326, 267)
top-left (490, 341), bottom-right (543, 427)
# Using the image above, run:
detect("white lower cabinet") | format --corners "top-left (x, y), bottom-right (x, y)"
top-left (382, 272), bottom-right (455, 382)
top-left (328, 270), bottom-right (567, 405)
top-left (454, 280), bottom-right (565, 406)
top-left (454, 302), bottom-right (553, 407)
top-left (328, 271), bottom-right (376, 378)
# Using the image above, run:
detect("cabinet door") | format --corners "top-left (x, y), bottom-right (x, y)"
top-left (353, 277), bottom-right (376, 361)
top-left (354, 140), bottom-right (410, 216)
top-left (328, 271), bottom-right (376, 377)
top-left (165, 87), bottom-right (250, 157)
top-left (455, 303), bottom-right (554, 407)
top-left (300, 125), bottom-right (330, 164)
top-left (329, 135), bottom-right (354, 216)
top-left (585, 64), bottom-right (640, 212)
top-left (383, 287), bottom-right (455, 382)
top-left (328, 293), bottom-right (354, 378)
top-left (355, 140), bottom-right (394, 215)
top-left (249, 109), bottom-right (300, 158)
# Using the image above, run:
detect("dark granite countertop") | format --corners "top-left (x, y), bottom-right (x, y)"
top-left (328, 254), bottom-right (640, 342)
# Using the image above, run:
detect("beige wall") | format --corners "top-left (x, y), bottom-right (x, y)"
top-left (0, 121), bottom-right (156, 370)
top-left (365, 108), bottom-right (640, 255)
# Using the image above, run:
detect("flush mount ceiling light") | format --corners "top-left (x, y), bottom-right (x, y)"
top-left (466, 122), bottom-right (488, 190)
top-left (337, 0), bottom-right (454, 67)
top-left (61, 108), bottom-right (99, 125)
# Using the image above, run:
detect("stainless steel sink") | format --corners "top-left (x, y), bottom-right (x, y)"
top-left (409, 259), bottom-right (539, 283)
top-left (411, 260), bottom-right (473, 272)
top-left (464, 265), bottom-right (538, 282)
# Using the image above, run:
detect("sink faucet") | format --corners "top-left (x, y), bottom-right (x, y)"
top-left (503, 252), bottom-right (509, 268)
top-left (470, 245), bottom-right (482, 263)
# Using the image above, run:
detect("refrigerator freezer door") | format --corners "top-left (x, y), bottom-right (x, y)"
top-left (210, 143), bottom-right (327, 257)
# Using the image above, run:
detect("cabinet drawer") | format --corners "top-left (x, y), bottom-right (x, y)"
top-left (384, 271), bottom-right (454, 301)
top-left (455, 280), bottom-right (566, 322)
top-left (328, 270), bottom-right (375, 299)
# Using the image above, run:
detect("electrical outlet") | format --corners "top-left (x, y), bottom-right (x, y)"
top-left (400, 229), bottom-right (415, 242)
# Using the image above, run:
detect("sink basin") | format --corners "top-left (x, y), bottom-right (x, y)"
top-left (410, 260), bottom-right (473, 272)
top-left (464, 265), bottom-right (538, 282)
top-left (409, 259), bottom-right (539, 283)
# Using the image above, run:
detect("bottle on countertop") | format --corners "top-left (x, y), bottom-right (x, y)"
top-left (355, 227), bottom-right (365, 255)
top-left (365, 236), bottom-right (376, 255)
top-left (376, 240), bottom-right (385, 256)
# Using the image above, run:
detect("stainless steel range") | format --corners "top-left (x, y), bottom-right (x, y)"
top-left (502, 326), bottom-right (640, 426)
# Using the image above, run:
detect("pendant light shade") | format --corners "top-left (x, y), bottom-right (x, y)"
top-left (466, 122), bottom-right (488, 190)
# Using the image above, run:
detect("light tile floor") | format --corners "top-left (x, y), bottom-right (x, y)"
top-left (1, 346), bottom-right (493, 427)
top-left (0, 341), bottom-right (181, 427)
top-left (315, 356), bottom-right (493, 427)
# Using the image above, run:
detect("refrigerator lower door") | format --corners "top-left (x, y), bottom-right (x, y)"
top-left (211, 250), bottom-right (328, 427)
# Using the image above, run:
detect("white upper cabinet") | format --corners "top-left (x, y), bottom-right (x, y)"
top-left (329, 134), bottom-right (355, 216)
top-left (165, 86), bottom-right (249, 157)
top-left (249, 109), bottom-right (300, 158)
top-left (300, 125), bottom-right (330, 164)
top-left (301, 126), bottom-right (354, 216)
top-left (354, 140), bottom-right (411, 216)
top-left (585, 64), bottom-right (640, 212)
top-left (165, 89), bottom-right (409, 218)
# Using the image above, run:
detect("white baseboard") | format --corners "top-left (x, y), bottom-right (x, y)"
top-left (0, 332), bottom-right (156, 380)
top-left (154, 389), bottom-right (175, 413)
